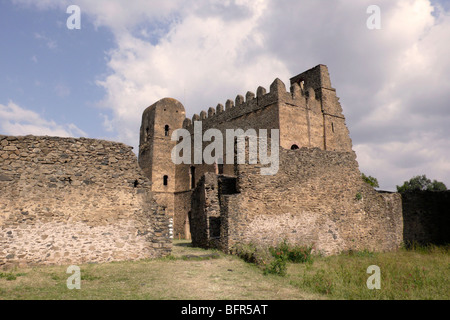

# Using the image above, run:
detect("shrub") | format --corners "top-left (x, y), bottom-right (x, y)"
top-left (264, 254), bottom-right (287, 276)
top-left (233, 240), bottom-right (314, 276)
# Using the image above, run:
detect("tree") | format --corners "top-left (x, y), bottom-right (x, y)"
top-left (429, 180), bottom-right (448, 191)
top-left (396, 174), bottom-right (447, 192)
top-left (362, 173), bottom-right (379, 188)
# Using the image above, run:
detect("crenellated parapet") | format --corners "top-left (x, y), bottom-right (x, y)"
top-left (182, 77), bottom-right (320, 131)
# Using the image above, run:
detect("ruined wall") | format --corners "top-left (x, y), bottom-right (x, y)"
top-left (141, 65), bottom-right (355, 238)
top-left (189, 174), bottom-right (219, 248)
top-left (0, 135), bottom-right (172, 268)
top-left (401, 191), bottom-right (450, 246)
top-left (191, 147), bottom-right (403, 255)
top-left (229, 148), bottom-right (403, 255)
top-left (174, 190), bottom-right (192, 239)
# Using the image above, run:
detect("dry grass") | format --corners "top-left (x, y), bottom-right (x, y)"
top-left (0, 240), bottom-right (319, 300)
top-left (1, 241), bottom-right (448, 300)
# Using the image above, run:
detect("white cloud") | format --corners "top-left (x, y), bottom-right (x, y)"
top-left (10, 0), bottom-right (450, 190)
top-left (94, 0), bottom-right (289, 145)
top-left (0, 101), bottom-right (87, 138)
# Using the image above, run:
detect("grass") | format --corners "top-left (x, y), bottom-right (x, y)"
top-left (0, 241), bottom-right (448, 300)
top-left (0, 240), bottom-right (318, 300)
top-left (287, 244), bottom-right (450, 299)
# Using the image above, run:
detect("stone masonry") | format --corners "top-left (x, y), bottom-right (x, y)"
top-left (0, 135), bottom-right (172, 268)
top-left (138, 64), bottom-right (405, 255)
top-left (189, 148), bottom-right (403, 255)
top-left (1, 63), bottom-right (445, 269)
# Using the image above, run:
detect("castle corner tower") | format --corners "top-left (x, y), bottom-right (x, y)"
top-left (138, 98), bottom-right (186, 226)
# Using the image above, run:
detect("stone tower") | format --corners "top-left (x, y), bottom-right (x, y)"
top-left (138, 65), bottom-right (356, 240)
top-left (138, 98), bottom-right (186, 226)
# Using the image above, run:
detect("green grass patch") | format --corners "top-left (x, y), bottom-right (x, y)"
top-left (0, 241), bottom-right (447, 300)
top-left (232, 240), bottom-right (313, 276)
top-left (0, 272), bottom-right (26, 281)
top-left (287, 245), bottom-right (449, 299)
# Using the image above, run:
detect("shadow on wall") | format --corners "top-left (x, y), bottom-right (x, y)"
top-left (401, 191), bottom-right (450, 246)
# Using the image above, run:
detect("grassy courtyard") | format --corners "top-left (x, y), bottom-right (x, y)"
top-left (0, 241), bottom-right (448, 300)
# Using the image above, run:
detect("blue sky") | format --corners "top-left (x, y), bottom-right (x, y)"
top-left (0, 0), bottom-right (449, 191)
top-left (0, 2), bottom-right (114, 137)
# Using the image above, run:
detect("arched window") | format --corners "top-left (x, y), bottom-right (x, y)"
top-left (145, 127), bottom-right (149, 142)
top-left (165, 125), bottom-right (170, 137)
top-left (291, 144), bottom-right (299, 150)
top-left (163, 175), bottom-right (169, 186)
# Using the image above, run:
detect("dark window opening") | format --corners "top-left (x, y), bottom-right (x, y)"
top-left (218, 164), bottom-right (224, 174)
top-left (165, 125), bottom-right (170, 137)
top-left (145, 127), bottom-right (149, 142)
top-left (331, 122), bottom-right (335, 133)
top-left (209, 217), bottom-right (221, 238)
top-left (134, 180), bottom-right (139, 188)
top-left (219, 176), bottom-right (238, 195)
top-left (291, 144), bottom-right (299, 150)
top-left (190, 166), bottom-right (196, 189)
top-left (163, 175), bottom-right (168, 186)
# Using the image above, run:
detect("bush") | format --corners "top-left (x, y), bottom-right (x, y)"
top-left (233, 240), bottom-right (314, 276)
top-left (277, 240), bottom-right (314, 263)
top-left (362, 173), bottom-right (379, 188)
top-left (264, 254), bottom-right (287, 276)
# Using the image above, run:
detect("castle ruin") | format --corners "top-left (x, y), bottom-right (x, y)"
top-left (138, 65), bottom-right (403, 255)
top-left (2, 64), bottom-right (446, 268)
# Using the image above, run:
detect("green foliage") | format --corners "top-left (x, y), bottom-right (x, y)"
top-left (273, 240), bottom-right (313, 264)
top-left (0, 272), bottom-right (26, 281)
top-left (80, 272), bottom-right (101, 281)
top-left (361, 173), bottom-right (379, 188)
top-left (233, 240), bottom-right (313, 276)
top-left (301, 269), bottom-right (334, 295)
top-left (396, 174), bottom-right (447, 192)
top-left (232, 243), bottom-right (272, 267)
top-left (355, 192), bottom-right (362, 201)
top-left (429, 180), bottom-right (448, 191)
top-left (263, 254), bottom-right (288, 276)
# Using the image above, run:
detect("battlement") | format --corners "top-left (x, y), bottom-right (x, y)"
top-left (139, 64), bottom-right (354, 240)
top-left (183, 74), bottom-right (321, 131)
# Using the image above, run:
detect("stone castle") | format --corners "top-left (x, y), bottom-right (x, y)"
top-left (1, 64), bottom-right (448, 268)
top-left (137, 64), bottom-right (403, 255)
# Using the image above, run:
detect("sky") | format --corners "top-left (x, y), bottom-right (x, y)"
top-left (0, 0), bottom-right (449, 191)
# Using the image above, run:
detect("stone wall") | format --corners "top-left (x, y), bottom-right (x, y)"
top-left (190, 174), bottom-right (219, 248)
top-left (190, 147), bottom-right (403, 255)
top-left (139, 65), bottom-right (356, 238)
top-left (401, 191), bottom-right (450, 246)
top-left (0, 135), bottom-right (172, 269)
top-left (173, 190), bottom-right (192, 239)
